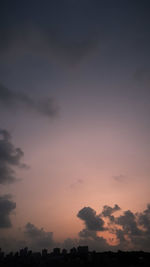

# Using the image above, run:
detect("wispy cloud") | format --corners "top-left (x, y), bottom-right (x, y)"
top-left (0, 83), bottom-right (58, 118)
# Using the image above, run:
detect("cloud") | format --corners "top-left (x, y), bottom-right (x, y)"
top-left (0, 194), bottom-right (16, 228)
top-left (101, 204), bottom-right (121, 217)
top-left (62, 229), bottom-right (109, 252)
top-left (77, 207), bottom-right (105, 231)
top-left (2, 203), bottom-right (150, 252)
top-left (113, 174), bottom-right (126, 183)
top-left (0, 236), bottom-right (27, 253)
top-left (70, 179), bottom-right (84, 189)
top-left (45, 34), bottom-right (99, 66)
top-left (112, 206), bottom-right (150, 251)
top-left (115, 228), bottom-right (129, 250)
top-left (101, 204), bottom-right (121, 224)
top-left (0, 20), bottom-right (100, 67)
top-left (0, 129), bottom-right (26, 184)
top-left (79, 228), bottom-right (97, 239)
top-left (25, 223), bottom-right (55, 250)
top-left (138, 204), bottom-right (150, 233)
top-left (105, 205), bottom-right (150, 251)
top-left (78, 227), bottom-right (110, 252)
top-left (116, 210), bottom-right (141, 236)
top-left (0, 83), bottom-right (58, 118)
top-left (77, 204), bottom-right (150, 252)
top-left (78, 235), bottom-right (109, 252)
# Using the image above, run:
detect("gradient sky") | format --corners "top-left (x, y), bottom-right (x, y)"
top-left (0, 0), bottom-right (150, 252)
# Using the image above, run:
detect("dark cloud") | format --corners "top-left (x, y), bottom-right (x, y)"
top-left (77, 204), bottom-right (150, 252)
top-left (78, 234), bottom-right (109, 252)
top-left (106, 206), bottom-right (150, 251)
top-left (138, 204), bottom-right (150, 233)
top-left (0, 194), bottom-right (16, 228)
top-left (77, 205), bottom-right (120, 251)
top-left (2, 203), bottom-right (150, 252)
top-left (0, 83), bottom-right (58, 118)
top-left (102, 204), bottom-right (121, 217)
top-left (79, 228), bottom-right (97, 239)
top-left (114, 228), bottom-right (129, 250)
top-left (0, 129), bottom-right (26, 184)
top-left (77, 207), bottom-right (105, 231)
top-left (63, 229), bottom-right (109, 252)
top-left (116, 210), bottom-right (141, 236)
top-left (111, 206), bottom-right (150, 251)
top-left (0, 237), bottom-right (27, 253)
top-left (25, 223), bottom-right (55, 249)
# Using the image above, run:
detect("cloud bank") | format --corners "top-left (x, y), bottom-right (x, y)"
top-left (25, 223), bottom-right (55, 250)
top-left (1, 203), bottom-right (150, 252)
top-left (77, 204), bottom-right (150, 252)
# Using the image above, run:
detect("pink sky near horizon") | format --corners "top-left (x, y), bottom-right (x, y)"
top-left (2, 114), bottom-right (150, 243)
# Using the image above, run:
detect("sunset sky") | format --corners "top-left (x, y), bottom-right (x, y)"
top-left (0, 0), bottom-right (150, 252)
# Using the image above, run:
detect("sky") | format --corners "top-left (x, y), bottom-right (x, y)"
top-left (0, 0), bottom-right (150, 252)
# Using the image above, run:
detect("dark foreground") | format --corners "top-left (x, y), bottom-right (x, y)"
top-left (0, 247), bottom-right (150, 267)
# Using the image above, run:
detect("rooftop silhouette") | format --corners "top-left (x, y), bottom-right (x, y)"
top-left (0, 246), bottom-right (150, 267)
